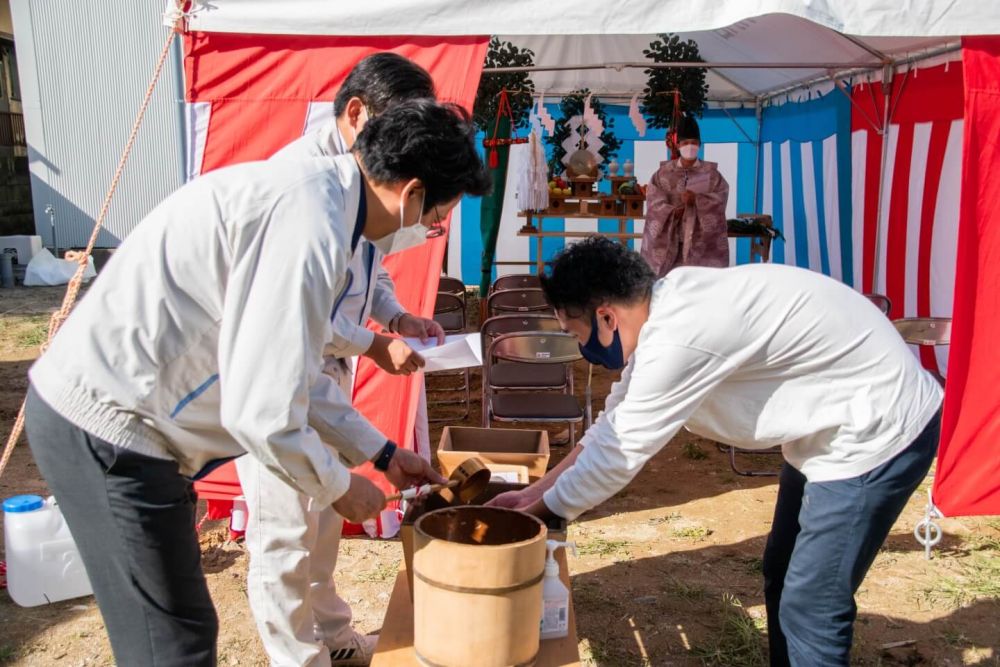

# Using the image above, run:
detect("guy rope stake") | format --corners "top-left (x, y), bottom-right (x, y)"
top-left (0, 8), bottom-right (187, 479)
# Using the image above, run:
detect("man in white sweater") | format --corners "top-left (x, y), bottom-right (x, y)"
top-left (491, 237), bottom-right (942, 666)
top-left (24, 99), bottom-right (490, 667)
top-left (238, 53), bottom-right (444, 667)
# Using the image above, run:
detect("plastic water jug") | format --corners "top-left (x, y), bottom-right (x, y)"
top-left (3, 494), bottom-right (92, 606)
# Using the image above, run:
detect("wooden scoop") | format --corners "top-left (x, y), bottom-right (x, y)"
top-left (385, 457), bottom-right (490, 504)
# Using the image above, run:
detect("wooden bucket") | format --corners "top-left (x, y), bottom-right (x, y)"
top-left (413, 506), bottom-right (548, 667)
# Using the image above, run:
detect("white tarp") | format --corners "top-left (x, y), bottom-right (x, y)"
top-left (23, 249), bottom-right (96, 287)
top-left (174, 0), bottom-right (998, 38)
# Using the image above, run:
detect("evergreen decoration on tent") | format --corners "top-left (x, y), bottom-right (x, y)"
top-left (640, 33), bottom-right (709, 132)
top-left (472, 38), bottom-right (535, 297)
top-left (545, 90), bottom-right (622, 177)
top-left (473, 37), bottom-right (535, 132)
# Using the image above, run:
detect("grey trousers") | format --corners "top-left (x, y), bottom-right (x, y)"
top-left (24, 385), bottom-right (218, 667)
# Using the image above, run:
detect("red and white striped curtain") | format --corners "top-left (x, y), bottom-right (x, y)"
top-left (850, 62), bottom-right (964, 378)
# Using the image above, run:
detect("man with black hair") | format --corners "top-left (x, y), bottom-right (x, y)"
top-left (239, 53), bottom-right (441, 666)
top-left (490, 237), bottom-right (942, 666)
top-left (642, 114), bottom-right (730, 276)
top-left (24, 98), bottom-right (490, 667)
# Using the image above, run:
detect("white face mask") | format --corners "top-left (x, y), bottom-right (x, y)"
top-left (679, 144), bottom-right (700, 160)
top-left (372, 189), bottom-right (428, 256)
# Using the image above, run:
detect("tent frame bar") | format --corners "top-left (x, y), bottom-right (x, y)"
top-left (755, 42), bottom-right (960, 101)
top-left (484, 60), bottom-right (885, 74)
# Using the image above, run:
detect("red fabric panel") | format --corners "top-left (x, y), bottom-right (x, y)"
top-left (884, 122), bottom-right (913, 319)
top-left (861, 122), bottom-right (881, 294)
top-left (184, 32), bottom-right (488, 172)
top-left (933, 37), bottom-right (1000, 516)
top-left (189, 33), bottom-right (487, 510)
top-left (915, 121), bottom-right (951, 373)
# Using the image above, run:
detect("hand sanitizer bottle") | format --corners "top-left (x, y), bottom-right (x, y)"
top-left (540, 540), bottom-right (577, 640)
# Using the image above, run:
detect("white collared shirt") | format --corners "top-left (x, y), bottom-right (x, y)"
top-left (545, 264), bottom-right (943, 520)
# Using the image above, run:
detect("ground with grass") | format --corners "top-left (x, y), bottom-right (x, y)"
top-left (0, 286), bottom-right (998, 666)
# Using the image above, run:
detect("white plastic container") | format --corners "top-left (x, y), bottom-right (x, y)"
top-left (540, 539), bottom-right (577, 640)
top-left (3, 494), bottom-right (92, 607)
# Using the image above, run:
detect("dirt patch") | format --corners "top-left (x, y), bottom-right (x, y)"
top-left (1, 286), bottom-right (998, 666)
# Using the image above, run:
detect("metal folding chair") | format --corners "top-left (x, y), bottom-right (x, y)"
top-left (489, 273), bottom-right (541, 294)
top-left (484, 332), bottom-right (587, 447)
top-left (718, 444), bottom-right (783, 477)
top-left (438, 275), bottom-right (466, 301)
top-left (485, 287), bottom-right (553, 318)
top-left (893, 318), bottom-right (951, 557)
top-left (480, 314), bottom-right (565, 426)
top-left (863, 293), bottom-right (892, 316)
top-left (426, 291), bottom-right (470, 421)
top-left (894, 317), bottom-right (951, 386)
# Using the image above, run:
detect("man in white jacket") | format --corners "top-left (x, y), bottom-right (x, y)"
top-left (491, 237), bottom-right (942, 666)
top-left (237, 53), bottom-right (443, 667)
top-left (24, 98), bottom-right (490, 667)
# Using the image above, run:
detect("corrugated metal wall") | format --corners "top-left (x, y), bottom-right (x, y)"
top-left (10, 0), bottom-right (184, 248)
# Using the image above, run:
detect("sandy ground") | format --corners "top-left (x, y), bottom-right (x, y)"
top-left (0, 285), bottom-right (997, 666)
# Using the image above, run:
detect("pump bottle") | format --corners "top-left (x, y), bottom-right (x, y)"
top-left (540, 539), bottom-right (577, 640)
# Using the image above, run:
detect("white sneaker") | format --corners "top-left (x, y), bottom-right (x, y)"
top-left (329, 633), bottom-right (378, 666)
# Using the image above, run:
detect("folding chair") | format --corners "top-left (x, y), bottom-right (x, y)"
top-left (894, 317), bottom-right (951, 386)
top-left (426, 291), bottom-right (470, 421)
top-left (863, 293), bottom-right (892, 316)
top-left (480, 314), bottom-right (566, 426)
top-left (719, 444), bottom-right (783, 477)
top-left (490, 273), bottom-right (541, 294)
top-left (484, 332), bottom-right (588, 447)
top-left (438, 275), bottom-right (466, 302)
top-left (485, 287), bottom-right (553, 318)
top-left (432, 291), bottom-right (465, 336)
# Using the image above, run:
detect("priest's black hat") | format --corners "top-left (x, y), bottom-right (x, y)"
top-left (676, 114), bottom-right (701, 142)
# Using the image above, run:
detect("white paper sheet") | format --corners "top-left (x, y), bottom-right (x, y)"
top-left (403, 333), bottom-right (482, 373)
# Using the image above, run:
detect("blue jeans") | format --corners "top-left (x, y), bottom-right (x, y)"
top-left (763, 410), bottom-right (940, 666)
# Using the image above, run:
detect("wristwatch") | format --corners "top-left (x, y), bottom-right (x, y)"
top-left (373, 441), bottom-right (397, 472)
top-left (388, 311), bottom-right (406, 334)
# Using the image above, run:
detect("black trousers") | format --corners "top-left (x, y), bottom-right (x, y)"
top-left (24, 386), bottom-right (218, 667)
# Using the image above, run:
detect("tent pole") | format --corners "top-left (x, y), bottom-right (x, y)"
top-left (871, 63), bottom-right (895, 296)
top-left (753, 98), bottom-right (763, 213)
top-left (833, 78), bottom-right (881, 134)
top-left (719, 105), bottom-right (756, 145)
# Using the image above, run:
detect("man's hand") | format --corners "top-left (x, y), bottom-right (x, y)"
top-left (485, 488), bottom-right (535, 510)
top-left (366, 334), bottom-right (425, 375)
top-left (384, 447), bottom-right (447, 490)
top-left (396, 313), bottom-right (446, 345)
top-left (681, 190), bottom-right (697, 206)
top-left (332, 474), bottom-right (386, 523)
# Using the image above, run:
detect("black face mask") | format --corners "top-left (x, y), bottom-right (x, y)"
top-left (578, 312), bottom-right (626, 370)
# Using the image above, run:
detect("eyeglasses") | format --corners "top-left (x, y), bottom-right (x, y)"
top-left (425, 206), bottom-right (446, 239)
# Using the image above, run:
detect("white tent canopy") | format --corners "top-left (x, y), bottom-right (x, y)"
top-left (177, 0), bottom-right (994, 38)
top-left (174, 1), bottom-right (995, 102)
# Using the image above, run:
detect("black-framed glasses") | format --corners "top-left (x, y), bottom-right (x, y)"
top-left (425, 206), bottom-right (446, 239)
